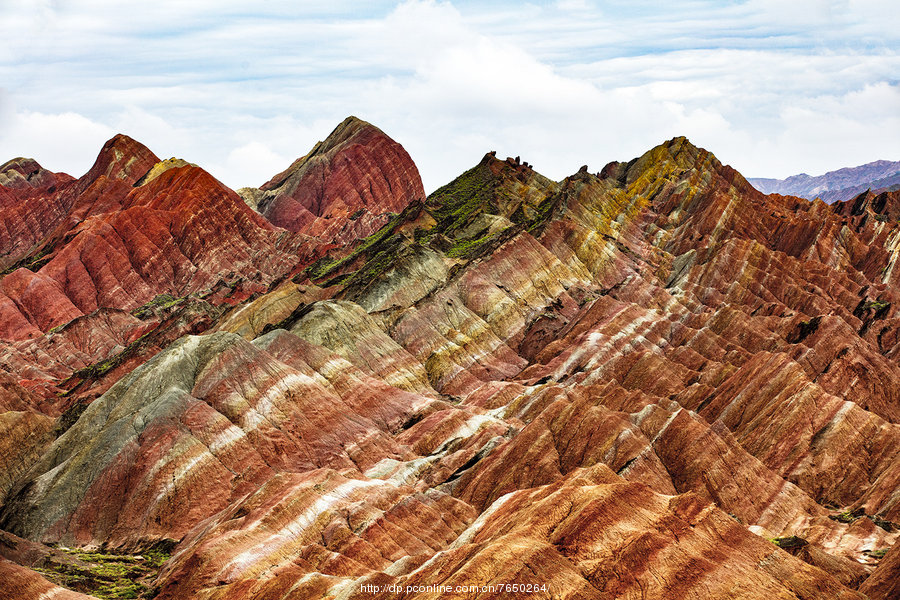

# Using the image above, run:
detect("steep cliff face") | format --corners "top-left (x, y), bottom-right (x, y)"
top-left (1, 128), bottom-right (900, 599)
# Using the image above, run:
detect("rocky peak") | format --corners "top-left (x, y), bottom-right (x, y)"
top-left (618, 136), bottom-right (759, 204)
top-left (80, 133), bottom-right (160, 188)
top-left (0, 158), bottom-right (43, 187)
top-left (132, 157), bottom-right (197, 188)
top-left (255, 116), bottom-right (424, 232)
top-left (313, 115), bottom-right (379, 156)
top-left (832, 188), bottom-right (900, 222)
top-left (424, 150), bottom-right (557, 240)
top-left (260, 116), bottom-right (381, 193)
top-left (624, 136), bottom-right (707, 183)
top-left (0, 157), bottom-right (71, 192)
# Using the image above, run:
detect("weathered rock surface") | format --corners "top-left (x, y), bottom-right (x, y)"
top-left (347, 467), bottom-right (864, 600)
top-left (3, 129), bottom-right (900, 598)
top-left (289, 300), bottom-right (438, 397)
top-left (0, 412), bottom-right (55, 501)
top-left (0, 329), bottom-right (433, 548)
top-left (214, 281), bottom-right (330, 340)
top-left (0, 557), bottom-right (98, 600)
top-left (254, 116), bottom-right (425, 241)
top-left (859, 543), bottom-right (900, 599)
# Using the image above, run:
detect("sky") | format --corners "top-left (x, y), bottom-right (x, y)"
top-left (0, 0), bottom-right (898, 193)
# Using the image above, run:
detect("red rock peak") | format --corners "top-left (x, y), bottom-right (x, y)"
top-left (80, 133), bottom-right (160, 187)
top-left (257, 116), bottom-right (425, 231)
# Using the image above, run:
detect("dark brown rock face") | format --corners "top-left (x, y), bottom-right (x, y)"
top-left (2, 129), bottom-right (900, 599)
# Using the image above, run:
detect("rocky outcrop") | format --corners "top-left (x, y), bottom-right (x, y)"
top-left (289, 300), bottom-right (438, 397)
top-left (254, 116), bottom-right (425, 242)
top-left (213, 281), bottom-right (330, 339)
top-left (0, 412), bottom-right (55, 501)
top-left (0, 157), bottom-right (72, 196)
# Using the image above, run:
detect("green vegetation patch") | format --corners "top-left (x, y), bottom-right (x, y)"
top-left (870, 515), bottom-right (896, 532)
top-left (71, 355), bottom-right (123, 382)
top-left (340, 235), bottom-right (406, 288)
top-left (787, 315), bottom-right (821, 344)
top-left (771, 536), bottom-right (808, 550)
top-left (853, 299), bottom-right (892, 326)
top-left (0, 245), bottom-right (54, 276)
top-left (53, 400), bottom-right (89, 436)
top-left (446, 234), bottom-right (496, 259)
top-left (427, 160), bottom-right (499, 238)
top-left (829, 508), bottom-right (865, 524)
top-left (35, 543), bottom-right (173, 599)
top-left (523, 192), bottom-right (561, 234)
top-left (131, 294), bottom-right (184, 319)
top-left (865, 300), bottom-right (891, 311)
top-left (306, 209), bottom-right (408, 282)
top-left (68, 319), bottom-right (163, 383)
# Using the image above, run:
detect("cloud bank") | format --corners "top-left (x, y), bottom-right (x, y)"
top-left (1, 0), bottom-right (898, 192)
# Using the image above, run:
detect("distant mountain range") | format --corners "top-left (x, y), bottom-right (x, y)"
top-left (749, 159), bottom-right (900, 203)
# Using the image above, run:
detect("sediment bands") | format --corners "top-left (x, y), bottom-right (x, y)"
top-left (0, 121), bottom-right (899, 599)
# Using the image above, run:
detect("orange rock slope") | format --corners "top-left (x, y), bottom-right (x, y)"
top-left (0, 122), bottom-right (899, 599)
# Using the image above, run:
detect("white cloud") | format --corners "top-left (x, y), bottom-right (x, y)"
top-left (0, 0), bottom-right (897, 191)
top-left (555, 0), bottom-right (593, 11)
top-left (212, 142), bottom-right (294, 189)
top-left (0, 103), bottom-right (115, 176)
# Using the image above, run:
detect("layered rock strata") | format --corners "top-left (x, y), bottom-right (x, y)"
top-left (1, 127), bottom-right (899, 598)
